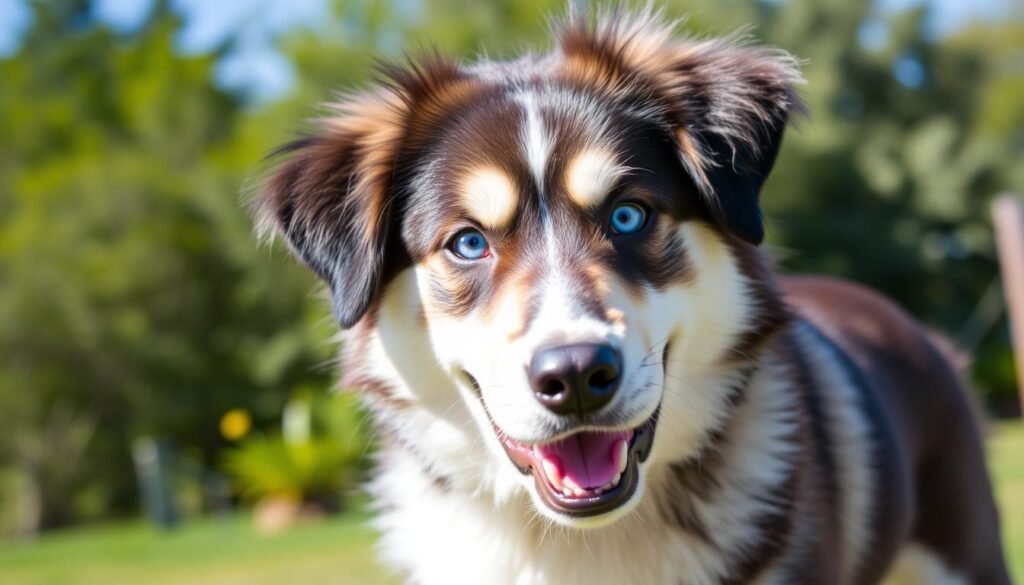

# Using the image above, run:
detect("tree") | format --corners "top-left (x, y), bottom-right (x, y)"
top-left (0, 2), bottom-right (332, 533)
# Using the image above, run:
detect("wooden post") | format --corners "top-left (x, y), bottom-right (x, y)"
top-left (992, 194), bottom-right (1024, 417)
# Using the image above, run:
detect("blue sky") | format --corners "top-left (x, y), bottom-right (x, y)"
top-left (0, 0), bottom-right (1017, 101)
top-left (0, 0), bottom-right (330, 100)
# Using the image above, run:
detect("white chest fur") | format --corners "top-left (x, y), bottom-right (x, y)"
top-left (368, 355), bottom-right (807, 585)
top-left (373, 452), bottom-right (700, 585)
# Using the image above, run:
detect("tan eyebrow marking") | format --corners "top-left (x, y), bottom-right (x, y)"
top-left (458, 166), bottom-right (518, 229)
top-left (565, 149), bottom-right (628, 208)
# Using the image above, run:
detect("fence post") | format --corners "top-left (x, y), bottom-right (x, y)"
top-left (132, 436), bottom-right (180, 530)
top-left (992, 193), bottom-right (1024, 418)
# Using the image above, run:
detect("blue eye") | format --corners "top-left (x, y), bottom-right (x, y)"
top-left (609, 203), bottom-right (648, 234)
top-left (451, 229), bottom-right (491, 260)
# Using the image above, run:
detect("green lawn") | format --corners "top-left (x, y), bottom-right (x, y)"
top-left (991, 423), bottom-right (1024, 580)
top-left (0, 508), bottom-right (393, 585)
top-left (1, 424), bottom-right (1022, 584)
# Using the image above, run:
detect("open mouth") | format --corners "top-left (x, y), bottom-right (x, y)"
top-left (495, 410), bottom-right (659, 517)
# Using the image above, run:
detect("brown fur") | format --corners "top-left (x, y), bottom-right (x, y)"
top-left (784, 277), bottom-right (1010, 583)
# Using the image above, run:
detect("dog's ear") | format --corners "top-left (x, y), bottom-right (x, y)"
top-left (258, 118), bottom-right (392, 328)
top-left (557, 10), bottom-right (804, 244)
top-left (663, 41), bottom-right (802, 245)
top-left (257, 58), bottom-right (468, 328)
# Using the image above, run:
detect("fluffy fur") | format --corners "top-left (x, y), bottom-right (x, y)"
top-left (255, 8), bottom-right (1010, 584)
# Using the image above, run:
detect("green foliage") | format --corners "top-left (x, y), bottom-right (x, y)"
top-left (223, 436), bottom-right (354, 502)
top-left (223, 392), bottom-right (368, 502)
top-left (0, 2), bottom-right (334, 533)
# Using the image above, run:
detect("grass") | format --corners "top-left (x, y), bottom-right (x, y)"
top-left (1, 424), bottom-right (1021, 584)
top-left (0, 507), bottom-right (393, 585)
top-left (990, 422), bottom-right (1024, 580)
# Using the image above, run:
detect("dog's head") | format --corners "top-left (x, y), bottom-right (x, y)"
top-left (258, 11), bottom-right (801, 527)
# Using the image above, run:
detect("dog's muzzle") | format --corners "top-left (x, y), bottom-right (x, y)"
top-left (482, 341), bottom-right (665, 518)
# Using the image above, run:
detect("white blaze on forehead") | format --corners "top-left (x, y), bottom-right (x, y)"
top-left (566, 149), bottom-right (628, 208)
top-left (516, 91), bottom-right (552, 193)
top-left (516, 90), bottom-right (560, 274)
top-left (519, 268), bottom-right (625, 356)
top-left (459, 167), bottom-right (517, 229)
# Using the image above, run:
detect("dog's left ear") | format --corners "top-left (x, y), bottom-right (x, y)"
top-left (557, 12), bottom-right (804, 244)
top-left (664, 41), bottom-right (803, 245)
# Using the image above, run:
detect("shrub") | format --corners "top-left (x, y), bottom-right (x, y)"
top-left (223, 391), bottom-right (368, 508)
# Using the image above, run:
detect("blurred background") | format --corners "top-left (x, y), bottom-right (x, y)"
top-left (0, 0), bottom-right (1021, 583)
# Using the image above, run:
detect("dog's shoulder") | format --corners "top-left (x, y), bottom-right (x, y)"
top-left (780, 274), bottom-right (971, 430)
top-left (780, 275), bottom-right (952, 378)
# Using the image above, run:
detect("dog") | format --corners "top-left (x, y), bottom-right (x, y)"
top-left (255, 9), bottom-right (1010, 584)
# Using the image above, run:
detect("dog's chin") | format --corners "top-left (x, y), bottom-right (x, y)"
top-left (493, 406), bottom-right (660, 527)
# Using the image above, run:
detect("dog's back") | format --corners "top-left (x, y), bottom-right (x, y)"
top-left (785, 276), bottom-right (1010, 584)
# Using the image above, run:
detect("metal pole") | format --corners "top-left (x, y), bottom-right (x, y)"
top-left (991, 194), bottom-right (1024, 418)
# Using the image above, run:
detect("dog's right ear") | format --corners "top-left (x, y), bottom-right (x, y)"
top-left (258, 112), bottom-right (394, 328)
top-left (257, 58), bottom-right (470, 328)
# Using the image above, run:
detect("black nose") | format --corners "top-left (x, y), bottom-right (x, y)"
top-left (528, 343), bottom-right (622, 416)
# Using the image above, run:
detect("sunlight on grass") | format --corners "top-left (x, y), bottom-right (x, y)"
top-left (0, 508), bottom-right (394, 585)
top-left (0, 424), bottom-right (1021, 584)
top-left (991, 422), bottom-right (1024, 580)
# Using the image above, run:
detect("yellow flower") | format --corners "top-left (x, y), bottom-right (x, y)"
top-left (220, 409), bottom-right (252, 441)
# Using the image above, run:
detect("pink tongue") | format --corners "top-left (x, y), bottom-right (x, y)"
top-left (536, 430), bottom-right (630, 489)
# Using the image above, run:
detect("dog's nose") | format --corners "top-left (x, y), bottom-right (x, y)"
top-left (528, 343), bottom-right (622, 416)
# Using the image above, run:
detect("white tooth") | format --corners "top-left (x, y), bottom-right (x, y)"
top-left (562, 487), bottom-right (573, 497)
top-left (573, 488), bottom-right (586, 497)
top-left (611, 473), bottom-right (621, 486)
top-left (563, 476), bottom-right (581, 491)
top-left (595, 487), bottom-right (604, 495)
top-left (541, 459), bottom-right (563, 490)
top-left (617, 440), bottom-right (628, 473)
